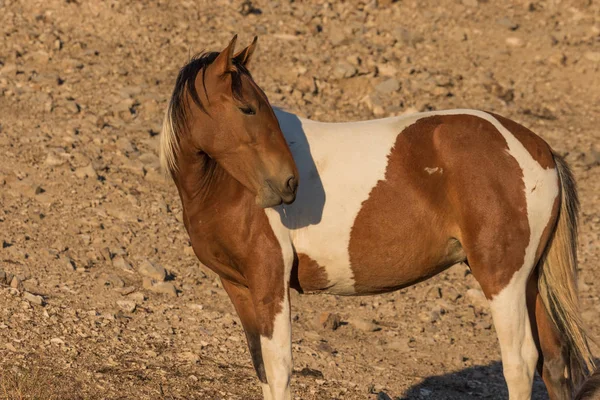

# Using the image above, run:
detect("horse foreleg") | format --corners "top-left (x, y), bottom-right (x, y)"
top-left (247, 207), bottom-right (294, 400)
top-left (221, 278), bottom-right (272, 399)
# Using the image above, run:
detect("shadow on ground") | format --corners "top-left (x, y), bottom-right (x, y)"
top-left (395, 361), bottom-right (548, 400)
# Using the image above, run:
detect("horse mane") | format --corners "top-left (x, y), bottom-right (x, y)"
top-left (160, 51), bottom-right (251, 176)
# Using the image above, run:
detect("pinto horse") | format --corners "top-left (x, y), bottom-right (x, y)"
top-left (160, 36), bottom-right (595, 400)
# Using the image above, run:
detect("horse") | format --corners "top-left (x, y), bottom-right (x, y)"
top-left (575, 370), bottom-right (600, 400)
top-left (159, 35), bottom-right (595, 400)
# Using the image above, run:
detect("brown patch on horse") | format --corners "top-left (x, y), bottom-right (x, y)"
top-left (349, 114), bottom-right (529, 297)
top-left (290, 253), bottom-right (330, 294)
top-left (490, 112), bottom-right (555, 169)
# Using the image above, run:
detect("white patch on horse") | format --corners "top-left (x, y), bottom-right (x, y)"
top-left (261, 208), bottom-right (293, 400)
top-left (425, 167), bottom-right (443, 175)
top-left (261, 384), bottom-right (273, 400)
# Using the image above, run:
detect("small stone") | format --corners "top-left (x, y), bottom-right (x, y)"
top-left (23, 292), bottom-right (44, 306)
top-left (179, 351), bottom-right (200, 363)
top-left (377, 64), bottom-right (398, 77)
top-left (318, 312), bottom-right (342, 331)
top-left (116, 300), bottom-right (136, 313)
top-left (138, 260), bottom-right (167, 281)
top-left (348, 317), bottom-right (381, 332)
top-left (10, 276), bottom-right (21, 289)
top-left (333, 62), bottom-right (357, 79)
top-left (50, 338), bottom-right (65, 345)
top-left (112, 255), bottom-right (134, 273)
top-left (74, 164), bottom-right (97, 179)
top-left (45, 152), bottom-right (67, 166)
top-left (152, 282), bottom-right (177, 297)
top-left (393, 27), bottom-right (424, 46)
top-left (116, 137), bottom-right (136, 153)
top-left (584, 52), bottom-right (600, 62)
top-left (497, 17), bottom-right (519, 30)
top-left (505, 37), bottom-right (524, 47)
top-left (128, 292), bottom-right (146, 303)
top-left (106, 274), bottom-right (125, 289)
top-left (375, 79), bottom-right (400, 94)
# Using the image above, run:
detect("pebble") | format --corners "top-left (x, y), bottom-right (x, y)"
top-left (333, 62), bottom-right (357, 79)
top-left (505, 37), bottom-right (524, 47)
top-left (348, 317), bottom-right (381, 332)
top-left (128, 292), bottom-right (146, 303)
top-left (74, 164), bottom-right (97, 179)
top-left (112, 255), bottom-right (134, 273)
top-left (23, 291), bottom-right (44, 306)
top-left (146, 281), bottom-right (177, 297)
top-left (138, 260), bottom-right (167, 281)
top-left (584, 52), bottom-right (600, 63)
top-left (116, 300), bottom-right (136, 313)
top-left (374, 78), bottom-right (400, 94)
top-left (318, 312), bottom-right (342, 331)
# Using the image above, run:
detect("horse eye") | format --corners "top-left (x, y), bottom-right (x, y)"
top-left (239, 106), bottom-right (256, 115)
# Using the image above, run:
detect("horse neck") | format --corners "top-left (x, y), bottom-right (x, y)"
top-left (173, 143), bottom-right (246, 214)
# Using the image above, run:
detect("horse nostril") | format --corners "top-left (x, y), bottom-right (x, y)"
top-left (286, 176), bottom-right (298, 194)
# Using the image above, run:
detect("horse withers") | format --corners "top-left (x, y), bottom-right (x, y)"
top-left (160, 36), bottom-right (595, 400)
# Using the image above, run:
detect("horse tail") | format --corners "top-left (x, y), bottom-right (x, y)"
top-left (538, 153), bottom-right (595, 392)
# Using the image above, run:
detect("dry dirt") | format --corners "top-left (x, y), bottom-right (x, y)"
top-left (1, 0), bottom-right (599, 399)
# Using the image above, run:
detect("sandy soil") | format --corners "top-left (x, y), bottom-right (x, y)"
top-left (0, 0), bottom-right (599, 399)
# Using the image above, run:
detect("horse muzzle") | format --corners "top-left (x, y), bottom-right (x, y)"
top-left (256, 175), bottom-right (298, 208)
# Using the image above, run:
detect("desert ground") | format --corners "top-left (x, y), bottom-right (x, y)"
top-left (0, 0), bottom-right (599, 399)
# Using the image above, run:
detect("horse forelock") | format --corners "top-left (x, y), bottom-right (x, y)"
top-left (159, 51), bottom-right (252, 176)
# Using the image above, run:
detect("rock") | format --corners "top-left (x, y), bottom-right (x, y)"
top-left (116, 137), bottom-right (136, 153)
top-left (50, 338), bottom-right (65, 345)
top-left (152, 282), bottom-right (177, 297)
top-left (128, 292), bottom-right (146, 303)
top-left (328, 28), bottom-right (347, 46)
top-left (497, 17), bottom-right (519, 30)
top-left (505, 37), bottom-right (524, 47)
top-left (105, 274), bottom-right (125, 288)
top-left (138, 153), bottom-right (160, 172)
top-left (112, 255), bottom-right (134, 273)
top-left (333, 62), bottom-right (357, 79)
top-left (116, 300), bottom-right (136, 313)
top-left (296, 76), bottom-right (317, 94)
top-left (374, 78), bottom-right (400, 94)
top-left (377, 63), bottom-right (398, 77)
top-left (10, 276), bottom-right (21, 289)
top-left (466, 288), bottom-right (488, 308)
top-left (23, 292), bottom-right (44, 306)
top-left (584, 52), bottom-right (600, 63)
top-left (138, 260), bottom-right (167, 281)
top-left (318, 312), bottom-right (342, 331)
top-left (45, 151), bottom-right (67, 166)
top-left (179, 351), bottom-right (200, 363)
top-left (348, 317), bottom-right (381, 332)
top-left (74, 164), bottom-right (97, 179)
top-left (583, 147), bottom-right (600, 167)
top-left (393, 27), bottom-right (424, 46)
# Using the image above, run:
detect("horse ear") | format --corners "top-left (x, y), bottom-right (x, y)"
top-left (212, 34), bottom-right (238, 75)
top-left (233, 36), bottom-right (258, 68)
